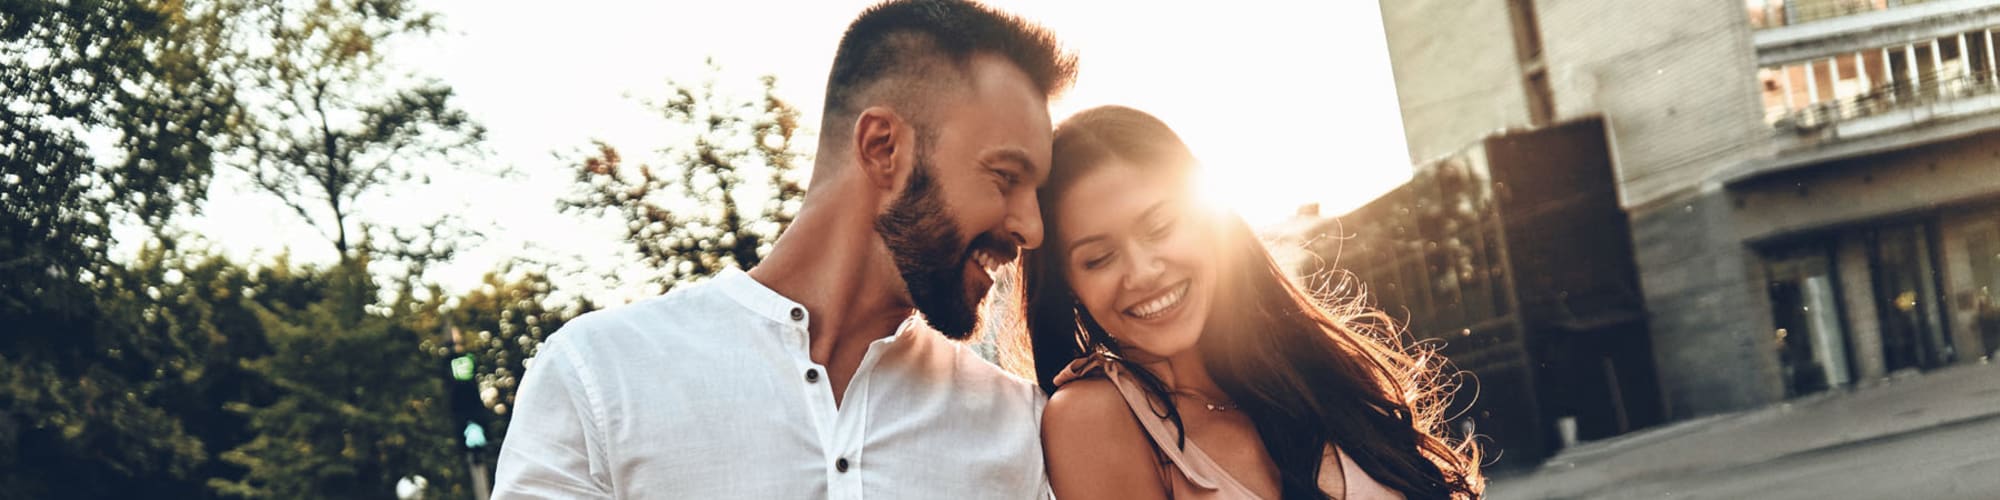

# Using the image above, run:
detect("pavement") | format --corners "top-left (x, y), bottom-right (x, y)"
top-left (1487, 359), bottom-right (2000, 499)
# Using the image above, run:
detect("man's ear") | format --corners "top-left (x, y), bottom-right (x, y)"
top-left (852, 107), bottom-right (905, 193)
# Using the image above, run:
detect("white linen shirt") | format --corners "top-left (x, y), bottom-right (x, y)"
top-left (493, 268), bottom-right (1051, 499)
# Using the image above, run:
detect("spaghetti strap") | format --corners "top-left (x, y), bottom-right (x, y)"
top-left (1052, 353), bottom-right (1405, 500)
top-left (1053, 354), bottom-right (1227, 491)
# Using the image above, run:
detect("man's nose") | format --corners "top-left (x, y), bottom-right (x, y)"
top-left (1004, 191), bottom-right (1044, 250)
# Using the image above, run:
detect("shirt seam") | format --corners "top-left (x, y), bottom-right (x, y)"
top-left (554, 336), bottom-right (614, 484)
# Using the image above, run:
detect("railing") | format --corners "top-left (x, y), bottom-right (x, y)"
top-left (1775, 66), bottom-right (2000, 131)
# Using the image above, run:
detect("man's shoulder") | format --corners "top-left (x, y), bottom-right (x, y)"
top-left (547, 280), bottom-right (739, 354)
top-left (898, 325), bottom-right (1042, 400)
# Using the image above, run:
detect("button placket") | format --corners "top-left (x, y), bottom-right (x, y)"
top-left (783, 302), bottom-right (839, 463)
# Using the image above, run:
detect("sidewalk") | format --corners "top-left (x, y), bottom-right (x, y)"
top-left (1488, 360), bottom-right (2000, 499)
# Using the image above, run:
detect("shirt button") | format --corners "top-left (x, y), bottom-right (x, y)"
top-left (835, 457), bottom-right (850, 472)
top-left (789, 307), bottom-right (805, 321)
top-left (805, 368), bottom-right (820, 383)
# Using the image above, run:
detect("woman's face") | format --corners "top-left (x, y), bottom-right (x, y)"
top-left (1055, 160), bottom-right (1217, 360)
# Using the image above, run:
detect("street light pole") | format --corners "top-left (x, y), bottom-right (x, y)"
top-left (466, 451), bottom-right (492, 500)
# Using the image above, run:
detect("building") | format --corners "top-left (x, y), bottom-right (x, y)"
top-left (1342, 0), bottom-right (2000, 467)
top-left (1284, 119), bottom-right (1665, 469)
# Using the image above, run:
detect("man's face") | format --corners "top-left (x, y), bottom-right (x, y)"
top-left (875, 55), bottom-right (1052, 339)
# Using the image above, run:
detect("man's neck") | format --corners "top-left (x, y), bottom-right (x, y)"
top-left (747, 191), bottom-right (914, 387)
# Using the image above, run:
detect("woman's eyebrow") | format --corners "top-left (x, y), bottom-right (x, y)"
top-left (1066, 234), bottom-right (1108, 259)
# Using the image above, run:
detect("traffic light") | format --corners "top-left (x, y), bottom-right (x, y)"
top-left (445, 327), bottom-right (489, 450)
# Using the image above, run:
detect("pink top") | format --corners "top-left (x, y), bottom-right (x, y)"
top-left (1053, 354), bottom-right (1405, 500)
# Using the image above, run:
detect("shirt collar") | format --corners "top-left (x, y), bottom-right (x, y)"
top-left (712, 267), bottom-right (923, 346)
top-left (712, 267), bottom-right (812, 328)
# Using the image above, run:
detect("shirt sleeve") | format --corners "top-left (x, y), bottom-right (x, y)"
top-left (1035, 388), bottom-right (1057, 500)
top-left (493, 335), bottom-right (612, 499)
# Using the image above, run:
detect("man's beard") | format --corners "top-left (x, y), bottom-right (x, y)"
top-left (874, 155), bottom-right (999, 340)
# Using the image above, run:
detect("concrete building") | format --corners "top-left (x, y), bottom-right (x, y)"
top-left (1352, 0), bottom-right (2000, 467)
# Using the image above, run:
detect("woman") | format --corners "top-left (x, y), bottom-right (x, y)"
top-left (1021, 106), bottom-right (1483, 499)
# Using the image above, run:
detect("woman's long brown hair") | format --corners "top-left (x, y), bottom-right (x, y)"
top-left (1019, 105), bottom-right (1484, 499)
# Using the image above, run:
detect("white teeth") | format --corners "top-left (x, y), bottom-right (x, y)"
top-left (971, 250), bottom-right (1002, 279)
top-left (1127, 282), bottom-right (1188, 319)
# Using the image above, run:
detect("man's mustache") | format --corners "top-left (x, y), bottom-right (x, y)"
top-left (965, 232), bottom-right (1020, 266)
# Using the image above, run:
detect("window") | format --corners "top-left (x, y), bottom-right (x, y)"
top-left (1764, 244), bottom-right (1854, 395)
top-left (1757, 29), bottom-right (2000, 128)
top-left (1333, 152), bottom-right (1513, 341)
top-left (1745, 0), bottom-right (1927, 30)
top-left (1964, 220), bottom-right (2000, 357)
top-left (1867, 222), bottom-right (1955, 371)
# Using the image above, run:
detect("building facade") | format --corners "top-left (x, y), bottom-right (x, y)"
top-left (1284, 119), bottom-right (1664, 469)
top-left (1360, 0), bottom-right (2000, 465)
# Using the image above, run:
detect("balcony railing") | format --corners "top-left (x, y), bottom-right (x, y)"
top-left (1776, 66), bottom-right (2000, 131)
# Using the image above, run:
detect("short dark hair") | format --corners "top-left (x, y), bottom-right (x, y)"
top-left (821, 0), bottom-right (1076, 144)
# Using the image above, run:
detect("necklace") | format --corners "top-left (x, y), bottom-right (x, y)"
top-left (1175, 391), bottom-right (1239, 412)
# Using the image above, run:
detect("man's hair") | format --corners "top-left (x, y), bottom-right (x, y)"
top-left (821, 0), bottom-right (1076, 149)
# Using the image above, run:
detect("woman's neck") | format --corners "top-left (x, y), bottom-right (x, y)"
top-left (1134, 348), bottom-right (1227, 402)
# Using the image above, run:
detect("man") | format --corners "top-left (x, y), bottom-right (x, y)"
top-left (493, 1), bottom-right (1076, 498)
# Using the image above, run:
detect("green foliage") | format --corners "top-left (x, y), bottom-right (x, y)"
top-left (226, 0), bottom-right (487, 267)
top-left (1, 0), bottom-right (244, 496)
top-left (422, 264), bottom-right (589, 466)
top-left (2, 0), bottom-right (742, 497)
top-left (208, 256), bottom-right (461, 499)
top-left (2, 0), bottom-right (505, 497)
top-left (560, 60), bottom-right (808, 293)
top-left (1, 0), bottom-right (238, 324)
top-left (0, 239), bottom-right (283, 498)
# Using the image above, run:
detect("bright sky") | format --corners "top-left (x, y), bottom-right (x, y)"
top-left (180, 0), bottom-right (1413, 302)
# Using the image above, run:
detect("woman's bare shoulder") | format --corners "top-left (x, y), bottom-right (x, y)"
top-left (1043, 377), bottom-right (1170, 499)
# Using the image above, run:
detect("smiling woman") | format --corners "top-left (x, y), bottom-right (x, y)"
top-left (1021, 106), bottom-right (1482, 500)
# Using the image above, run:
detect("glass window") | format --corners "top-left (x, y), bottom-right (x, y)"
top-left (1745, 0), bottom-right (1909, 30)
top-left (1416, 180), bottom-right (1464, 331)
top-left (1868, 222), bottom-right (1955, 371)
top-left (1765, 244), bottom-right (1853, 395)
top-left (1965, 222), bottom-right (2000, 357)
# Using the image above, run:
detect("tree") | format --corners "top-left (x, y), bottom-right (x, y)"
top-left (208, 253), bottom-right (461, 499)
top-left (560, 61), bottom-right (808, 293)
top-left (225, 0), bottom-right (487, 276)
top-left (192, 1), bottom-right (520, 495)
top-left (4, 0), bottom-right (530, 497)
top-left (424, 264), bottom-right (591, 467)
top-left (1, 0), bottom-right (244, 496)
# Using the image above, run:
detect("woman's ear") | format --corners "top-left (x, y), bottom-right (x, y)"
top-left (851, 107), bottom-right (905, 193)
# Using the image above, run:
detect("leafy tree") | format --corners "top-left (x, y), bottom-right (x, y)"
top-left (421, 264), bottom-right (591, 467)
top-left (209, 254), bottom-right (463, 499)
top-left (225, 0), bottom-right (487, 276)
top-left (560, 61), bottom-right (807, 293)
top-left (0, 0), bottom-right (243, 496)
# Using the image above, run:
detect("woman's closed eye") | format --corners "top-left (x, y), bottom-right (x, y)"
top-left (1081, 251), bottom-right (1115, 270)
top-left (1145, 216), bottom-right (1176, 240)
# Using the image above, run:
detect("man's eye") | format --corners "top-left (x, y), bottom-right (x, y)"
top-left (992, 169), bottom-right (1018, 189)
